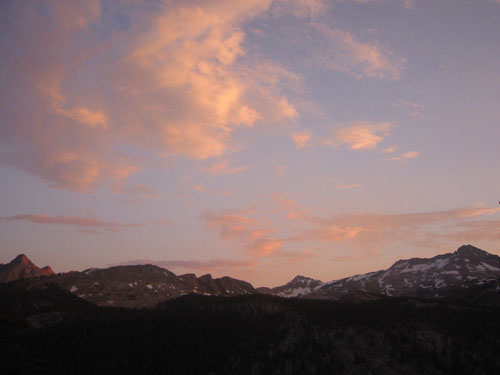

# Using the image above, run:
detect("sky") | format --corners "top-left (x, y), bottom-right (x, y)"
top-left (1, 0), bottom-right (500, 287)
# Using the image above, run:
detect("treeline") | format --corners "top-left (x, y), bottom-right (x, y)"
top-left (1, 284), bottom-right (500, 374)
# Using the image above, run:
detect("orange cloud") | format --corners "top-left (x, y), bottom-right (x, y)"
top-left (324, 121), bottom-right (393, 150)
top-left (247, 238), bottom-right (284, 256)
top-left (290, 131), bottom-right (312, 149)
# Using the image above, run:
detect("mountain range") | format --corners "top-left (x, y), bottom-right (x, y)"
top-left (1, 244), bottom-right (499, 307)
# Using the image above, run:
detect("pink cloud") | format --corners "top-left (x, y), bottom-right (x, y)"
top-left (294, 205), bottom-right (500, 250)
top-left (0, 0), bottom-right (298, 192)
top-left (200, 207), bottom-right (283, 257)
top-left (389, 150), bottom-right (420, 161)
top-left (382, 145), bottom-right (397, 154)
top-left (5, 214), bottom-right (139, 233)
top-left (192, 185), bottom-right (206, 193)
top-left (203, 160), bottom-right (249, 175)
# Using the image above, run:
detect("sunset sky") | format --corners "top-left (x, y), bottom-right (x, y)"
top-left (1, 0), bottom-right (500, 287)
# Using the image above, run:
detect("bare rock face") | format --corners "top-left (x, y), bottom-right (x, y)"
top-left (0, 254), bottom-right (54, 282)
top-left (310, 245), bottom-right (500, 299)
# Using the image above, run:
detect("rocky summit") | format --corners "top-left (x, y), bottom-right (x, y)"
top-left (0, 254), bottom-right (54, 283)
top-left (268, 275), bottom-right (323, 297)
top-left (2, 244), bottom-right (500, 307)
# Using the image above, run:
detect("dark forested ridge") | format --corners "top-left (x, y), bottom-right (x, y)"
top-left (1, 282), bottom-right (500, 375)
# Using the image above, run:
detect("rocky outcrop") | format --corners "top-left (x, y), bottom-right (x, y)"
top-left (0, 254), bottom-right (54, 283)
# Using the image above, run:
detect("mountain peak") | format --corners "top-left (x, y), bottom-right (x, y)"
top-left (455, 244), bottom-right (486, 257)
top-left (314, 244), bottom-right (500, 300)
top-left (12, 254), bottom-right (30, 264)
top-left (0, 254), bottom-right (55, 283)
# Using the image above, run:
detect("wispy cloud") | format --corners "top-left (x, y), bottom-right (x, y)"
top-left (354, 0), bottom-right (414, 10)
top-left (382, 145), bottom-right (397, 154)
top-left (326, 176), bottom-right (364, 189)
top-left (192, 185), bottom-right (206, 193)
top-left (200, 207), bottom-right (283, 256)
top-left (271, 0), bottom-right (327, 18)
top-left (246, 238), bottom-right (284, 256)
top-left (336, 183), bottom-right (363, 189)
top-left (121, 184), bottom-right (160, 198)
top-left (294, 205), bottom-right (500, 250)
top-left (391, 99), bottom-right (425, 117)
top-left (273, 192), bottom-right (309, 220)
top-left (4, 214), bottom-right (139, 233)
top-left (200, 208), bottom-right (258, 241)
top-left (203, 160), bottom-right (249, 175)
top-left (314, 24), bottom-right (405, 80)
top-left (324, 121), bottom-right (393, 150)
top-left (389, 151), bottom-right (420, 161)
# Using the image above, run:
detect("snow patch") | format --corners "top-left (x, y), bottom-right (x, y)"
top-left (146, 284), bottom-right (153, 289)
top-left (480, 262), bottom-right (500, 271)
top-left (70, 285), bottom-right (78, 292)
top-left (281, 286), bottom-right (312, 297)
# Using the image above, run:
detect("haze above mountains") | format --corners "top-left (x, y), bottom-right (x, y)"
top-left (1, 244), bottom-right (499, 308)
